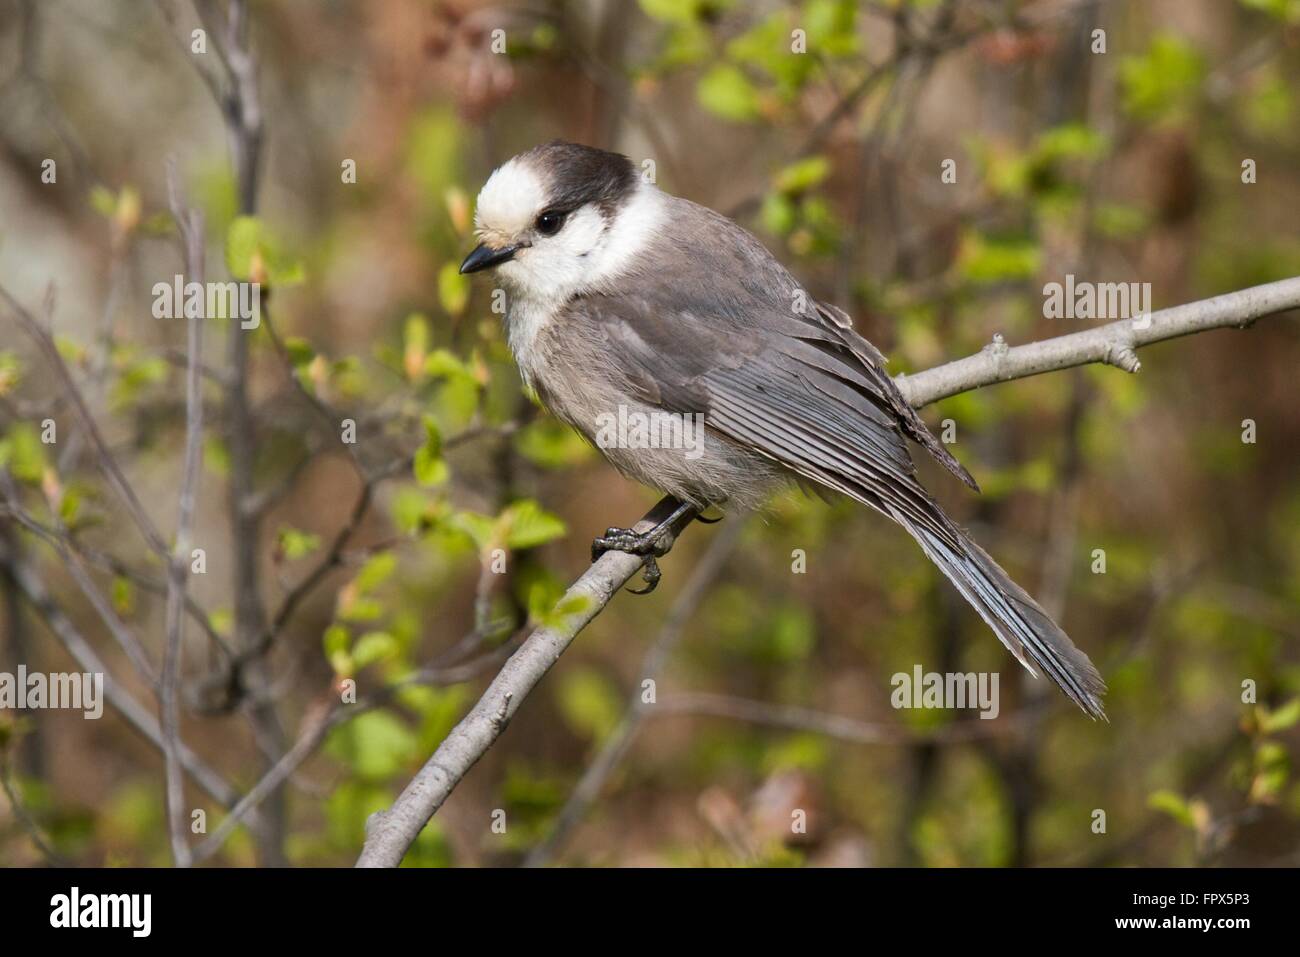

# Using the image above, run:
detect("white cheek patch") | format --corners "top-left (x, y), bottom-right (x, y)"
top-left (550, 205), bottom-right (607, 263)
top-left (505, 188), bottom-right (666, 302)
top-left (502, 205), bottom-right (610, 303)
top-left (474, 159), bottom-right (545, 248)
top-left (586, 186), bottom-right (664, 286)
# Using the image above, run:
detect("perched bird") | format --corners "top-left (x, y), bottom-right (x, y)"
top-left (460, 141), bottom-right (1105, 719)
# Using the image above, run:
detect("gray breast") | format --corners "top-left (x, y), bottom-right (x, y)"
top-left (529, 300), bottom-right (784, 510)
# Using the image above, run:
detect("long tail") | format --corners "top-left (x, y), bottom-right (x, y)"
top-left (902, 518), bottom-right (1107, 720)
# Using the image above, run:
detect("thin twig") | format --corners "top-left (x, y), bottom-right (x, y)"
top-left (159, 160), bottom-right (207, 868)
top-left (0, 287), bottom-right (170, 559)
top-left (0, 536), bottom-right (254, 822)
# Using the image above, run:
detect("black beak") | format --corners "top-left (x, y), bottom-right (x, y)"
top-left (459, 243), bottom-right (518, 274)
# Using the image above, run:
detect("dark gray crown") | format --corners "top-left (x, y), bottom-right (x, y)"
top-left (522, 141), bottom-right (638, 215)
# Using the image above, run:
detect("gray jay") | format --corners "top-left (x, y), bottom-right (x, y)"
top-left (460, 141), bottom-right (1105, 719)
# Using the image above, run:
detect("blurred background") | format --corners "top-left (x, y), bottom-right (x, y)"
top-left (0, 0), bottom-right (1298, 867)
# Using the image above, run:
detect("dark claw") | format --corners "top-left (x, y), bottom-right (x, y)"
top-left (695, 510), bottom-right (724, 524)
top-left (591, 525), bottom-right (671, 594)
top-left (627, 556), bottom-right (661, 594)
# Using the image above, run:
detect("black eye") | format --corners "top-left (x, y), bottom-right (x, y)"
top-left (534, 210), bottom-right (566, 236)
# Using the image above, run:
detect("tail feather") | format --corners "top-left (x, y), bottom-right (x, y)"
top-left (904, 519), bottom-right (1107, 720)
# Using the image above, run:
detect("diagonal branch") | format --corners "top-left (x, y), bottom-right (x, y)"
top-left (0, 534), bottom-right (253, 822)
top-left (524, 518), bottom-right (748, 868)
top-left (893, 276), bottom-right (1300, 408)
top-left (355, 276), bottom-right (1299, 867)
top-left (1, 288), bottom-right (171, 559)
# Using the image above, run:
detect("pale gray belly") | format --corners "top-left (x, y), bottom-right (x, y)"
top-left (519, 316), bottom-right (783, 509)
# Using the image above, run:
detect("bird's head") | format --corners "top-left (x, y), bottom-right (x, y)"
top-left (460, 141), bottom-right (660, 303)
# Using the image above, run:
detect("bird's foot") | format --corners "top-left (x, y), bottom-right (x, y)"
top-left (591, 525), bottom-right (671, 594)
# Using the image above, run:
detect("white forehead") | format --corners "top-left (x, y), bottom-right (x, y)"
top-left (474, 159), bottom-right (546, 240)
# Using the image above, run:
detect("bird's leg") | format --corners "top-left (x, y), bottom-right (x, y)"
top-left (591, 499), bottom-right (700, 594)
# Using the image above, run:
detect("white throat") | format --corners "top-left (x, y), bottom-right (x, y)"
top-left (499, 182), bottom-right (666, 383)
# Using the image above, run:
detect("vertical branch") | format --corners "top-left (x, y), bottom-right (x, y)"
top-left (160, 162), bottom-right (207, 868)
top-left (181, 0), bottom-right (288, 863)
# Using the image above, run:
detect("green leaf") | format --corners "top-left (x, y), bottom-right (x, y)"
top-left (424, 349), bottom-right (474, 383)
top-left (774, 155), bottom-right (830, 195)
top-left (957, 231), bottom-right (1042, 283)
top-left (639, 0), bottom-right (707, 24)
top-left (803, 0), bottom-right (858, 56)
top-left (204, 436), bottom-right (230, 478)
top-left (1250, 740), bottom-right (1290, 802)
top-left (1119, 34), bottom-right (1205, 121)
top-left (555, 667), bottom-right (623, 743)
top-left (354, 551), bottom-right (397, 594)
top-left (526, 576), bottom-right (565, 623)
top-left (0, 351), bottom-right (23, 395)
top-left (499, 499), bottom-right (567, 549)
top-left (112, 577), bottom-right (136, 616)
top-left (391, 487), bottom-right (435, 535)
top-left (1147, 789), bottom-right (1196, 829)
top-left (1243, 68), bottom-right (1292, 135)
top-left (224, 215), bottom-right (305, 286)
top-left (225, 216), bottom-right (264, 280)
top-left (448, 510), bottom-right (498, 551)
top-left (326, 710), bottom-right (417, 780)
top-left (338, 597), bottom-right (383, 623)
top-left (726, 12), bottom-right (817, 93)
top-left (761, 192), bottom-right (798, 236)
top-left (438, 263), bottom-right (470, 317)
top-left (697, 64), bottom-right (762, 122)
top-left (420, 415), bottom-right (442, 458)
top-left (58, 486), bottom-right (83, 525)
top-left (0, 423), bottom-right (47, 484)
top-left (352, 630), bottom-right (400, 670)
top-left (1035, 123), bottom-right (1107, 162)
top-left (1259, 698), bottom-right (1300, 734)
top-left (1238, 0), bottom-right (1300, 24)
top-left (111, 354), bottom-right (169, 408)
top-left (277, 526), bottom-right (321, 561)
top-left (412, 415), bottom-right (448, 487)
top-left (282, 336), bottom-right (315, 369)
top-left (768, 604), bottom-right (815, 661)
top-left (323, 623), bottom-right (352, 675)
top-left (1094, 203), bottom-right (1148, 239)
top-left (54, 335), bottom-right (85, 366)
top-left (655, 21), bottom-right (712, 68)
top-left (89, 185), bottom-right (117, 217)
top-left (413, 447), bottom-right (449, 487)
top-left (514, 418), bottom-right (594, 468)
top-left (404, 107), bottom-right (462, 205)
